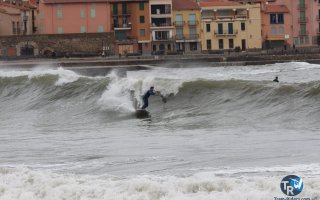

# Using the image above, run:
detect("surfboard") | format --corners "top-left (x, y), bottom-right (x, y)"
top-left (135, 109), bottom-right (150, 118)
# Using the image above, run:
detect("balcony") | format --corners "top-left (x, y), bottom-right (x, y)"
top-left (175, 34), bottom-right (199, 41)
top-left (113, 23), bottom-right (132, 31)
top-left (299, 30), bottom-right (309, 36)
top-left (297, 4), bottom-right (307, 10)
top-left (112, 10), bottom-right (131, 17)
top-left (174, 21), bottom-right (185, 27)
top-left (188, 20), bottom-right (199, 26)
top-left (151, 23), bottom-right (173, 29)
top-left (152, 36), bottom-right (174, 41)
top-left (298, 17), bottom-right (308, 23)
top-left (214, 30), bottom-right (238, 36)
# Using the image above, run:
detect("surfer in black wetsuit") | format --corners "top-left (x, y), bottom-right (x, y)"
top-left (141, 87), bottom-right (156, 109)
top-left (273, 76), bottom-right (279, 82)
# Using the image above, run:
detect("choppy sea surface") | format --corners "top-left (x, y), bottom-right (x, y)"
top-left (0, 62), bottom-right (320, 200)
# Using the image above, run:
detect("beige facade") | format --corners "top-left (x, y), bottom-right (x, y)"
top-left (0, 9), bottom-right (21, 36)
top-left (173, 0), bottom-right (201, 54)
top-left (200, 3), bottom-right (262, 51)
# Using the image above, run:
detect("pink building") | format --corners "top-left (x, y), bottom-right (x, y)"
top-left (38, 0), bottom-right (112, 34)
top-left (260, 0), bottom-right (319, 48)
top-left (261, 3), bottom-right (291, 49)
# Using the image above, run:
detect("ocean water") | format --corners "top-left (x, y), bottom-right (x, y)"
top-left (0, 62), bottom-right (320, 200)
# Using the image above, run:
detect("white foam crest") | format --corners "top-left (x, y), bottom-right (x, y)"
top-left (0, 67), bottom-right (82, 85)
top-left (0, 166), bottom-right (319, 200)
top-left (98, 71), bottom-right (184, 113)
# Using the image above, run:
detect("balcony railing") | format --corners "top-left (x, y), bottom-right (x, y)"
top-left (175, 34), bottom-right (199, 40)
top-left (112, 10), bottom-right (131, 16)
top-left (153, 36), bottom-right (174, 41)
top-left (298, 17), bottom-right (308, 23)
top-left (297, 4), bottom-right (307, 10)
top-left (299, 30), bottom-right (309, 36)
top-left (151, 23), bottom-right (173, 28)
top-left (174, 21), bottom-right (185, 26)
top-left (113, 23), bottom-right (132, 30)
top-left (151, 9), bottom-right (171, 15)
top-left (188, 20), bottom-right (198, 26)
top-left (214, 30), bottom-right (238, 36)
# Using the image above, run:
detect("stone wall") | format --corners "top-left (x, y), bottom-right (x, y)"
top-left (0, 32), bottom-right (115, 58)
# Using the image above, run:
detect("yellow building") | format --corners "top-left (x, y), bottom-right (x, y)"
top-left (172, 0), bottom-right (201, 54)
top-left (199, 1), bottom-right (261, 52)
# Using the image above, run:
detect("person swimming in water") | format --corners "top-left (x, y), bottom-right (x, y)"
top-left (141, 86), bottom-right (156, 110)
top-left (273, 76), bottom-right (279, 82)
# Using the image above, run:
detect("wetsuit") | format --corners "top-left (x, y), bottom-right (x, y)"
top-left (141, 89), bottom-right (156, 109)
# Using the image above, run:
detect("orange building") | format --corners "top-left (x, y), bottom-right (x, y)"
top-left (38, 0), bottom-right (112, 34)
top-left (110, 0), bottom-right (151, 55)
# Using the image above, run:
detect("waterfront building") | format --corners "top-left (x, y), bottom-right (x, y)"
top-left (0, 1), bottom-right (37, 36)
top-left (110, 0), bottom-right (151, 55)
top-left (231, 0), bottom-right (320, 48)
top-left (38, 0), bottom-right (112, 34)
top-left (149, 0), bottom-right (174, 55)
top-left (172, 0), bottom-right (201, 54)
top-left (261, 3), bottom-right (291, 49)
top-left (199, 1), bottom-right (262, 52)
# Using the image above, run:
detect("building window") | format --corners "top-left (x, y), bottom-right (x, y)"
top-left (300, 37), bottom-right (304, 44)
top-left (189, 28), bottom-right (197, 39)
top-left (80, 26), bottom-right (86, 33)
top-left (294, 37), bottom-right (299, 45)
top-left (168, 44), bottom-right (171, 51)
top-left (219, 39), bottom-right (224, 49)
top-left (229, 39), bottom-right (234, 49)
top-left (270, 13), bottom-right (284, 24)
top-left (228, 23), bottom-right (233, 34)
top-left (113, 4), bottom-right (118, 15)
top-left (140, 29), bottom-right (145, 36)
top-left (176, 14), bottom-right (183, 26)
top-left (57, 8), bottom-right (63, 19)
top-left (140, 16), bottom-right (145, 23)
top-left (91, 8), bottom-right (96, 18)
top-left (270, 14), bottom-right (276, 24)
top-left (313, 36), bottom-right (317, 45)
top-left (271, 26), bottom-right (277, 35)
top-left (305, 36), bottom-right (309, 44)
top-left (57, 27), bottom-right (63, 34)
top-left (218, 23), bottom-right (223, 34)
top-left (12, 21), bottom-right (16, 34)
top-left (176, 28), bottom-right (183, 39)
top-left (241, 22), bottom-right (245, 31)
top-left (206, 39), bottom-right (211, 50)
top-left (139, 2), bottom-right (144, 10)
top-left (278, 14), bottom-right (284, 24)
top-left (278, 26), bottom-right (284, 34)
top-left (80, 9), bottom-right (85, 18)
top-left (153, 45), bottom-right (156, 51)
top-left (122, 3), bottom-right (127, 14)
top-left (98, 26), bottom-right (103, 32)
top-left (190, 42), bottom-right (197, 51)
top-left (188, 14), bottom-right (196, 25)
top-left (17, 21), bottom-right (20, 34)
top-left (206, 23), bottom-right (211, 32)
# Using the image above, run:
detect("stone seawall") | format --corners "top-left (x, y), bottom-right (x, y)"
top-left (0, 33), bottom-right (114, 58)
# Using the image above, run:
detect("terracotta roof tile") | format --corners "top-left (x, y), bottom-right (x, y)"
top-left (265, 5), bottom-right (289, 13)
top-left (173, 0), bottom-right (200, 10)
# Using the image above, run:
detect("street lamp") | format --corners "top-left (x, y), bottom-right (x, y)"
top-left (23, 12), bottom-right (29, 35)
